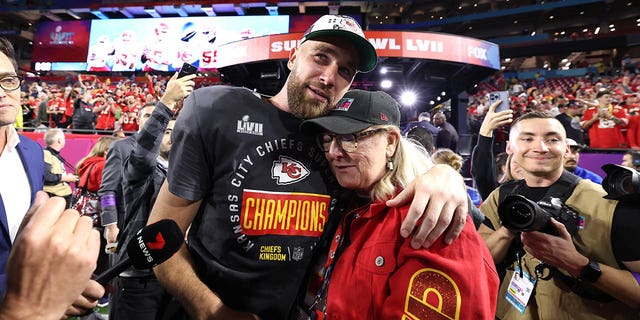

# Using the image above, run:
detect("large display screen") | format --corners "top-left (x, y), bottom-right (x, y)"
top-left (32, 16), bottom-right (289, 72)
top-left (87, 16), bottom-right (289, 72)
top-left (32, 20), bottom-right (92, 63)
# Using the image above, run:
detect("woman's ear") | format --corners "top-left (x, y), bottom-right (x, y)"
top-left (386, 130), bottom-right (400, 157)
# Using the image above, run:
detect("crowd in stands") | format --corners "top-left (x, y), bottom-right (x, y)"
top-left (14, 73), bottom-right (216, 136)
top-left (467, 71), bottom-right (640, 150)
top-left (16, 66), bottom-right (640, 152)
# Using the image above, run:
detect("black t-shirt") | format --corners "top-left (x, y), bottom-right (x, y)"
top-left (555, 113), bottom-right (585, 144)
top-left (169, 86), bottom-right (338, 320)
top-left (72, 98), bottom-right (95, 124)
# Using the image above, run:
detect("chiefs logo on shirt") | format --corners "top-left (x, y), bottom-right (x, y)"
top-left (404, 268), bottom-right (461, 320)
top-left (271, 155), bottom-right (310, 185)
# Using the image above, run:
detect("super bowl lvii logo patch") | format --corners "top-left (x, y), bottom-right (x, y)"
top-left (335, 98), bottom-right (354, 112)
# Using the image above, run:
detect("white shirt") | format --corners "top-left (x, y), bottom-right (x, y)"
top-left (0, 125), bottom-right (32, 243)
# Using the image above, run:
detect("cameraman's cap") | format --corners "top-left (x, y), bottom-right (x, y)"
top-left (300, 15), bottom-right (377, 73)
top-left (567, 138), bottom-right (586, 150)
top-left (300, 89), bottom-right (400, 135)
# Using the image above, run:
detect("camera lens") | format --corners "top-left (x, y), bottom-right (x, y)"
top-left (607, 170), bottom-right (634, 194)
top-left (621, 174), bottom-right (636, 194)
top-left (602, 163), bottom-right (640, 200)
top-left (507, 202), bottom-right (534, 228)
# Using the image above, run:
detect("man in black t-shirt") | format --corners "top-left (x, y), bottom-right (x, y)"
top-left (148, 15), bottom-right (471, 320)
top-left (555, 100), bottom-right (585, 144)
top-left (72, 91), bottom-right (96, 133)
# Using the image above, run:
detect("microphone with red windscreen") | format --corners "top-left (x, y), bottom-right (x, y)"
top-left (93, 219), bottom-right (183, 284)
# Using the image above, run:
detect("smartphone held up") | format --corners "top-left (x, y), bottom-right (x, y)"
top-left (487, 91), bottom-right (510, 112)
top-left (177, 62), bottom-right (198, 79)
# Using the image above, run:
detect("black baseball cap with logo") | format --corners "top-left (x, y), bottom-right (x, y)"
top-left (300, 15), bottom-right (377, 73)
top-left (300, 89), bottom-right (401, 135)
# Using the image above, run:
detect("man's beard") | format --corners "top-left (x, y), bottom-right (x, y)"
top-left (286, 69), bottom-right (334, 119)
top-left (564, 161), bottom-right (577, 172)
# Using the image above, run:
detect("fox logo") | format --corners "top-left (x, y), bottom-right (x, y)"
top-left (271, 155), bottom-right (310, 185)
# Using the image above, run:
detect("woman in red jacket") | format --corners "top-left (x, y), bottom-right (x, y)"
top-left (301, 90), bottom-right (499, 320)
top-left (75, 136), bottom-right (116, 192)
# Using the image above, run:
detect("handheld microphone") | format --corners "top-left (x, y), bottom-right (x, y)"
top-left (93, 219), bottom-right (183, 284)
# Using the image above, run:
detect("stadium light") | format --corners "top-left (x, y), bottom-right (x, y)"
top-left (400, 90), bottom-right (417, 106)
top-left (380, 80), bottom-right (393, 89)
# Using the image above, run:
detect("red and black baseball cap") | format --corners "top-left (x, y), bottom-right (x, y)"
top-left (300, 89), bottom-right (400, 135)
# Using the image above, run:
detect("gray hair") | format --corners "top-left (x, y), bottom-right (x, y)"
top-left (44, 128), bottom-right (64, 146)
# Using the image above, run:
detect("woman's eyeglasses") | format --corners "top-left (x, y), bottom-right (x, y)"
top-left (317, 128), bottom-right (386, 152)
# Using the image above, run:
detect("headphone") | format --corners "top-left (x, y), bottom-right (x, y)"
top-left (632, 151), bottom-right (640, 167)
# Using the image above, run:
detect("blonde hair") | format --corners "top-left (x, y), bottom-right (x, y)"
top-left (369, 125), bottom-right (433, 202)
top-left (431, 148), bottom-right (463, 171)
top-left (504, 153), bottom-right (522, 181)
top-left (75, 136), bottom-right (117, 173)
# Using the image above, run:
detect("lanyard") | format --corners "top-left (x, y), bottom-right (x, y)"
top-left (309, 206), bottom-right (365, 320)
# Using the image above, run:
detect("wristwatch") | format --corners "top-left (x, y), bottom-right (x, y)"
top-left (579, 259), bottom-right (602, 283)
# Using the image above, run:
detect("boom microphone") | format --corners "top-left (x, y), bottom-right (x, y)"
top-left (93, 219), bottom-right (183, 284)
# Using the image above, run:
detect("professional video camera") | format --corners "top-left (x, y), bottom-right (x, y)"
top-left (498, 195), bottom-right (581, 235)
top-left (602, 164), bottom-right (640, 201)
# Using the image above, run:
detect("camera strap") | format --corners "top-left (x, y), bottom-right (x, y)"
top-left (496, 171), bottom-right (581, 277)
top-left (498, 170), bottom-right (581, 204)
top-left (549, 267), bottom-right (614, 302)
top-left (501, 172), bottom-right (614, 302)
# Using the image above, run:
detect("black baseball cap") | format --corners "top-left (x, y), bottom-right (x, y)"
top-left (300, 89), bottom-right (400, 135)
top-left (567, 138), bottom-right (586, 150)
top-left (300, 15), bottom-right (377, 73)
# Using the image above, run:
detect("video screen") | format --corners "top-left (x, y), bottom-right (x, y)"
top-left (32, 20), bottom-right (92, 63)
top-left (86, 16), bottom-right (289, 72)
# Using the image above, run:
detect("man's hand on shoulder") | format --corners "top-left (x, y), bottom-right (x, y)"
top-left (387, 164), bottom-right (468, 249)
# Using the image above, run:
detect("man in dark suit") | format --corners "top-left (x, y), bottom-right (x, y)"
top-left (433, 111), bottom-right (459, 151)
top-left (0, 37), bottom-right (45, 297)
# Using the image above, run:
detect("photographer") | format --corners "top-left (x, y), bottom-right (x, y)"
top-left (478, 111), bottom-right (640, 319)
